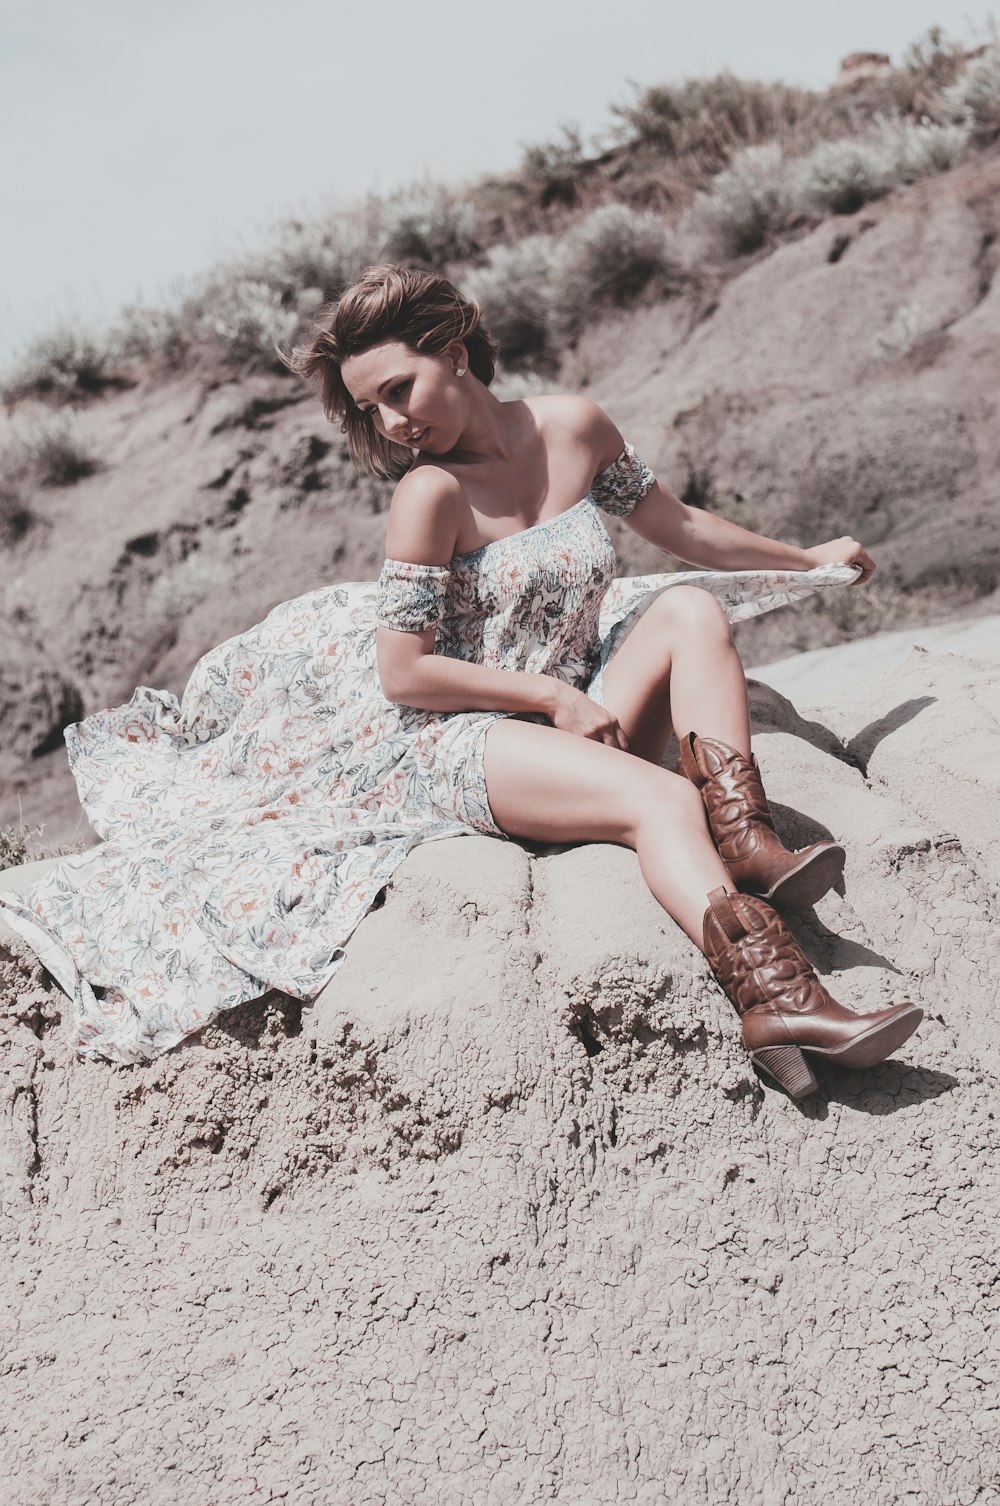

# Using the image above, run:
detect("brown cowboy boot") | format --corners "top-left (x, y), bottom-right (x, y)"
top-left (702, 887), bottom-right (922, 1097)
top-left (678, 731), bottom-right (845, 908)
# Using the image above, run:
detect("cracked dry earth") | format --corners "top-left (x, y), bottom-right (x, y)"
top-left (1, 645), bottom-right (999, 1506)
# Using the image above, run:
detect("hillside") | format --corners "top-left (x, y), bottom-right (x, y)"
top-left (3, 139), bottom-right (999, 847)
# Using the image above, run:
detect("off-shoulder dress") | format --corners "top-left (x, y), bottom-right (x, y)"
top-left (0, 445), bottom-right (855, 1062)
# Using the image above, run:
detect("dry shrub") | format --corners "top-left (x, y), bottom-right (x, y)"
top-left (697, 116), bottom-right (969, 257)
top-left (148, 554), bottom-right (228, 619)
top-left (692, 143), bottom-right (796, 256)
top-left (549, 204), bottom-right (686, 337)
top-left (943, 44), bottom-right (1000, 142)
top-left (0, 457), bottom-right (35, 545)
top-left (107, 304), bottom-right (189, 369)
top-left (463, 237), bottom-right (557, 367)
top-left (378, 184), bottom-right (479, 266)
top-left (611, 73), bottom-right (813, 174)
top-left (19, 414), bottom-right (102, 487)
top-left (890, 26), bottom-right (979, 117)
top-left (239, 205), bottom-right (383, 300)
top-left (0, 823), bottom-right (44, 872)
top-left (0, 324), bottom-right (113, 407)
top-left (187, 277), bottom-right (299, 366)
top-left (795, 119), bottom-right (968, 215)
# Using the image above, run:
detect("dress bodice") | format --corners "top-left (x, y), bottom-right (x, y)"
top-left (375, 444), bottom-right (655, 693)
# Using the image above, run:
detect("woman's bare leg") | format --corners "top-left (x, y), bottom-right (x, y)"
top-left (483, 718), bottom-right (733, 944)
top-left (599, 587), bottom-right (751, 764)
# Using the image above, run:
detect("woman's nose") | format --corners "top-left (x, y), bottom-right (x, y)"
top-left (381, 406), bottom-right (410, 438)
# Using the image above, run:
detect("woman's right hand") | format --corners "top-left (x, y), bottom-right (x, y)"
top-left (546, 680), bottom-right (629, 750)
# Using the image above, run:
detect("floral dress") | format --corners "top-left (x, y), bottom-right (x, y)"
top-left (0, 446), bottom-right (856, 1063)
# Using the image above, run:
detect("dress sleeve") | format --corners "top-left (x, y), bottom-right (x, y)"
top-left (376, 558), bottom-right (451, 633)
top-left (589, 442), bottom-right (656, 518)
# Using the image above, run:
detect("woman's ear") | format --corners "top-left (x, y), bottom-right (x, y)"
top-left (447, 340), bottom-right (468, 376)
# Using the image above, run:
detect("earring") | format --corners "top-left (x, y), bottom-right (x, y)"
top-left (456, 367), bottom-right (466, 377)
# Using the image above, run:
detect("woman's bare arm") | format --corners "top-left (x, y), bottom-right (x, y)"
top-left (375, 466), bottom-right (626, 745)
top-left (568, 399), bottom-right (875, 583)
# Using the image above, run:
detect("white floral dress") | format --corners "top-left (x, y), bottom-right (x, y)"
top-left (0, 445), bottom-right (856, 1063)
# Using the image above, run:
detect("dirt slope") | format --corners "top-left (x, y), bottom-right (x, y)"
top-left (1, 642), bottom-right (997, 1504)
top-left (2, 148), bottom-right (998, 846)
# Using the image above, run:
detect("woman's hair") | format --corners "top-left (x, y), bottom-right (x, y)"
top-left (284, 264), bottom-right (500, 479)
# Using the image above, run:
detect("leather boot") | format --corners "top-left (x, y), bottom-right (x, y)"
top-left (702, 886), bottom-right (922, 1098)
top-left (678, 731), bottom-right (845, 908)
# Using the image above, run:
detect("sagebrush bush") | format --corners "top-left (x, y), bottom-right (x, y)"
top-left (148, 554), bottom-right (227, 619)
top-left (889, 26), bottom-right (973, 115)
top-left (795, 118), bottom-right (968, 215)
top-left (891, 118), bottom-right (969, 177)
top-left (521, 124), bottom-right (587, 204)
top-left (694, 142), bottom-right (795, 256)
top-left (19, 414), bottom-right (101, 487)
top-left (549, 204), bottom-right (685, 336)
top-left (378, 184), bottom-right (478, 266)
top-left (793, 135), bottom-right (894, 214)
top-left (463, 237), bottom-right (557, 366)
top-left (0, 324), bottom-right (112, 406)
top-left (239, 205), bottom-right (382, 299)
top-left (191, 277), bottom-right (299, 365)
top-left (875, 302), bottom-right (930, 362)
top-left (0, 456), bottom-right (34, 544)
top-left (612, 73), bottom-right (813, 173)
top-left (942, 45), bottom-right (1000, 141)
top-left (107, 303), bottom-right (189, 368)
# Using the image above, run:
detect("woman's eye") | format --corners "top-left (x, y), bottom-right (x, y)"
top-left (389, 381), bottom-right (410, 400)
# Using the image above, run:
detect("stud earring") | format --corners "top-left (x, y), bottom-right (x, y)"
top-left (456, 367), bottom-right (466, 377)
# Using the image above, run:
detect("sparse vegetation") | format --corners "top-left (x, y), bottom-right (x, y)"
top-left (0, 455), bottom-right (34, 545)
top-left (1, 324), bottom-right (114, 406)
top-left (107, 303), bottom-right (189, 369)
top-left (875, 302), bottom-right (931, 361)
top-left (20, 414), bottom-right (102, 487)
top-left (190, 277), bottom-right (299, 366)
top-left (549, 204), bottom-right (686, 336)
top-left (378, 183), bottom-right (479, 267)
top-left (463, 237), bottom-right (558, 367)
top-left (0, 25), bottom-right (987, 394)
top-left (239, 204), bottom-right (382, 300)
top-left (0, 415), bottom-right (101, 543)
top-left (611, 73), bottom-right (812, 174)
top-left (521, 124), bottom-right (588, 204)
top-left (0, 822), bottom-right (44, 872)
top-left (148, 554), bottom-right (228, 619)
top-left (943, 44), bottom-right (1000, 141)
top-left (692, 142), bottom-right (796, 256)
top-left (695, 114), bottom-right (970, 254)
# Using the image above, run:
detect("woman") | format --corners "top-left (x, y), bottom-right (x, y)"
top-left (0, 265), bottom-right (921, 1090)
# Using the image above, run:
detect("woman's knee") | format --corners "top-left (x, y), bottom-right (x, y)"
top-left (625, 766), bottom-right (707, 841)
top-left (647, 586), bottom-right (733, 643)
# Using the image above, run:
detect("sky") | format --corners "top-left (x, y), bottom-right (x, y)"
top-left (0, 0), bottom-right (994, 363)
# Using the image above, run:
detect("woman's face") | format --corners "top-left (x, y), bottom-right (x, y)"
top-left (340, 340), bottom-right (466, 454)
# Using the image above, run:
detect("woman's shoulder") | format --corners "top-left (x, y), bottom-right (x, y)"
top-left (384, 463), bottom-right (466, 566)
top-left (524, 393), bottom-right (624, 467)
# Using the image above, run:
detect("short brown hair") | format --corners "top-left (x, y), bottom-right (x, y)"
top-left (284, 264), bottom-right (500, 479)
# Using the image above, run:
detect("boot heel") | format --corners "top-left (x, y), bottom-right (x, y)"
top-left (750, 1045), bottom-right (819, 1098)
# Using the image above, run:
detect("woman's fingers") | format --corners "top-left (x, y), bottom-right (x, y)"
top-left (852, 545), bottom-right (876, 584)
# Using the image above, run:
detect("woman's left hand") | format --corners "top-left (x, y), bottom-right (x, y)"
top-left (802, 537), bottom-right (876, 585)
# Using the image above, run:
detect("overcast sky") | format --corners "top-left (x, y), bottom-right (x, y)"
top-left (1, 0), bottom-right (993, 363)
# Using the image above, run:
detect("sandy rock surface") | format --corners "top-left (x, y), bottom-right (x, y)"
top-left (2, 640), bottom-right (998, 1505)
